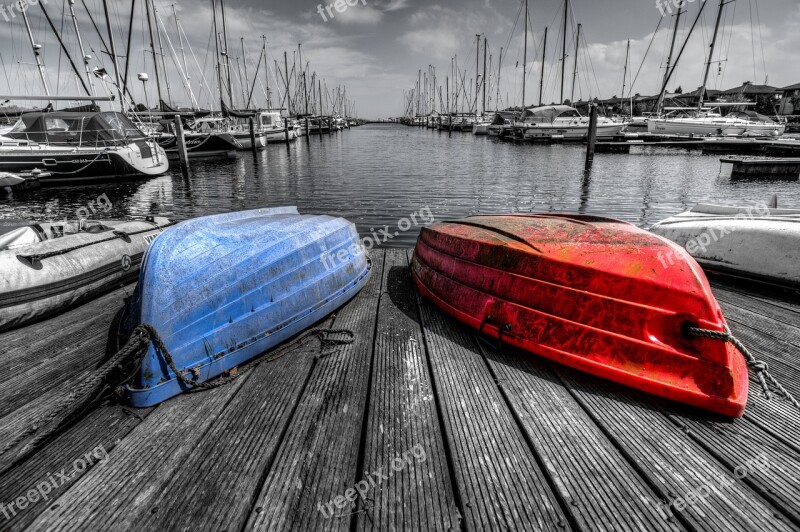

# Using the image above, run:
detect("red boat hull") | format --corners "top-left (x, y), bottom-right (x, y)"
top-left (411, 214), bottom-right (748, 417)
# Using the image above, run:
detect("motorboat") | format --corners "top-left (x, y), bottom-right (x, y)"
top-left (517, 105), bottom-right (624, 140)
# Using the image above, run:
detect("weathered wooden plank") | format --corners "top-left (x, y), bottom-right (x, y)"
top-left (664, 406), bottom-right (800, 526)
top-left (479, 343), bottom-right (680, 532)
top-left (415, 291), bottom-right (573, 530)
top-left (557, 367), bottom-right (797, 532)
top-left (711, 283), bottom-right (800, 322)
top-left (0, 286), bottom-right (129, 418)
top-left (354, 249), bottom-right (460, 531)
top-left (245, 250), bottom-right (385, 531)
top-left (715, 295), bottom-right (800, 349)
top-left (25, 373), bottom-right (251, 530)
top-left (724, 320), bottom-right (800, 398)
top-left (0, 404), bottom-right (150, 531)
top-left (129, 334), bottom-right (321, 531)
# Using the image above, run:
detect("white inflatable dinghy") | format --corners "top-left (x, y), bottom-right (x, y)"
top-left (0, 217), bottom-right (171, 331)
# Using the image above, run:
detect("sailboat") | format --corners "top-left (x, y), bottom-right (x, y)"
top-left (0, 111), bottom-right (168, 183)
top-left (647, 0), bottom-right (781, 138)
top-left (516, 0), bottom-right (623, 140)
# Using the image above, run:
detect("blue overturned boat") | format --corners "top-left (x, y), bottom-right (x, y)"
top-left (125, 207), bottom-right (371, 407)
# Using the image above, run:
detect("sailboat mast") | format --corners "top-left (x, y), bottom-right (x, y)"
top-left (123, 0), bottom-right (136, 99)
top-left (539, 27), bottom-right (547, 106)
top-left (522, 0), bottom-right (528, 109)
top-left (21, 7), bottom-right (51, 100)
top-left (699, 0), bottom-right (726, 109)
top-left (67, 0), bottom-right (96, 96)
top-left (475, 34), bottom-right (480, 115)
top-left (101, 0), bottom-right (124, 110)
top-left (657, 6), bottom-right (683, 115)
top-left (220, 0), bottom-right (233, 108)
top-left (496, 47), bottom-right (502, 109)
top-left (482, 37), bottom-right (487, 114)
top-left (570, 23), bottom-right (580, 103)
top-left (173, 4), bottom-right (193, 107)
top-left (622, 39), bottom-right (630, 115)
top-left (153, 3), bottom-right (172, 107)
top-left (144, 0), bottom-right (164, 108)
top-left (211, 0), bottom-right (223, 110)
top-left (560, 0), bottom-right (569, 104)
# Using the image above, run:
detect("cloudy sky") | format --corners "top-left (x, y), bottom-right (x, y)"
top-left (1, 0), bottom-right (798, 118)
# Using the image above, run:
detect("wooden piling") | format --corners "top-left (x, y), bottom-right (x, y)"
top-left (585, 104), bottom-right (598, 169)
top-left (249, 117), bottom-right (257, 153)
top-left (284, 115), bottom-right (290, 146)
top-left (173, 115), bottom-right (190, 171)
top-left (305, 118), bottom-right (309, 138)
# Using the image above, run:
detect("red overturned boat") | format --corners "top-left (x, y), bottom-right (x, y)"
top-left (411, 214), bottom-right (749, 417)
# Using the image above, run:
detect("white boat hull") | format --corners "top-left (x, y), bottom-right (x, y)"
top-left (522, 122), bottom-right (623, 140)
top-left (472, 123), bottom-right (490, 135)
top-left (650, 204), bottom-right (800, 287)
top-left (647, 119), bottom-right (746, 137)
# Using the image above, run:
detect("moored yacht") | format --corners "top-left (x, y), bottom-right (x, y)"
top-left (258, 111), bottom-right (297, 143)
top-left (517, 105), bottom-right (623, 139)
top-left (0, 112), bottom-right (168, 183)
top-left (647, 109), bottom-right (750, 137)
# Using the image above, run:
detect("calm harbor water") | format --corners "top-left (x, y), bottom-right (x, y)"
top-left (2, 124), bottom-right (799, 247)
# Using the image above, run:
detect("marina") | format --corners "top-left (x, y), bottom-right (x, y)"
top-left (2, 0), bottom-right (800, 529)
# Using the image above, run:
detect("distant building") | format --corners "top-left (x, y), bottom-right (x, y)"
top-left (778, 83), bottom-right (800, 115)
top-left (715, 82), bottom-right (782, 114)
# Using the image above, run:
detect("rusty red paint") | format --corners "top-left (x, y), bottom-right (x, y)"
top-left (411, 214), bottom-right (748, 417)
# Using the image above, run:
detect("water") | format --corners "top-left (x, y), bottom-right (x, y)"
top-left (2, 124), bottom-right (799, 247)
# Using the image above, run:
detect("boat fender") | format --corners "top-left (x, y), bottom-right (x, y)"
top-left (685, 325), bottom-right (799, 412)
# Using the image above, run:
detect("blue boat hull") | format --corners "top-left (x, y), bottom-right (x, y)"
top-left (125, 207), bottom-right (371, 407)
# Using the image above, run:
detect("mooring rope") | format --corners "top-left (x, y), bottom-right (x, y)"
top-left (0, 323), bottom-right (355, 470)
top-left (685, 325), bottom-right (800, 411)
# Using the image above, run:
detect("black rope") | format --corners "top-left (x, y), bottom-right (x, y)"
top-left (685, 326), bottom-right (800, 411)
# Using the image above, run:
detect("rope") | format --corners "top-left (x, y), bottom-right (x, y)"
top-left (0, 322), bottom-right (355, 469)
top-left (685, 326), bottom-right (800, 411)
top-left (0, 329), bottom-right (150, 468)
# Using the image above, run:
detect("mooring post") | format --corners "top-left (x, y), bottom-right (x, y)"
top-left (328, 118), bottom-right (332, 136)
top-left (305, 117), bottom-right (310, 138)
top-left (318, 117), bottom-right (323, 138)
top-left (284, 115), bottom-right (290, 146)
top-left (249, 116), bottom-right (257, 153)
top-left (586, 104), bottom-right (598, 169)
top-left (173, 115), bottom-right (190, 172)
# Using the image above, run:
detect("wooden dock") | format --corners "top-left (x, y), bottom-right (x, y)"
top-left (1, 248), bottom-right (799, 531)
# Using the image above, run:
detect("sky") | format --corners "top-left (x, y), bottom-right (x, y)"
top-left (0, 0), bottom-right (798, 118)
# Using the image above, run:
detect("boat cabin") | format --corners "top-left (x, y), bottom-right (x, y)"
top-left (5, 112), bottom-right (146, 146)
top-left (519, 105), bottom-right (582, 124)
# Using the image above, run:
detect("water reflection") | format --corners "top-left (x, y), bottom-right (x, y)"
top-left (1, 124), bottom-right (798, 247)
